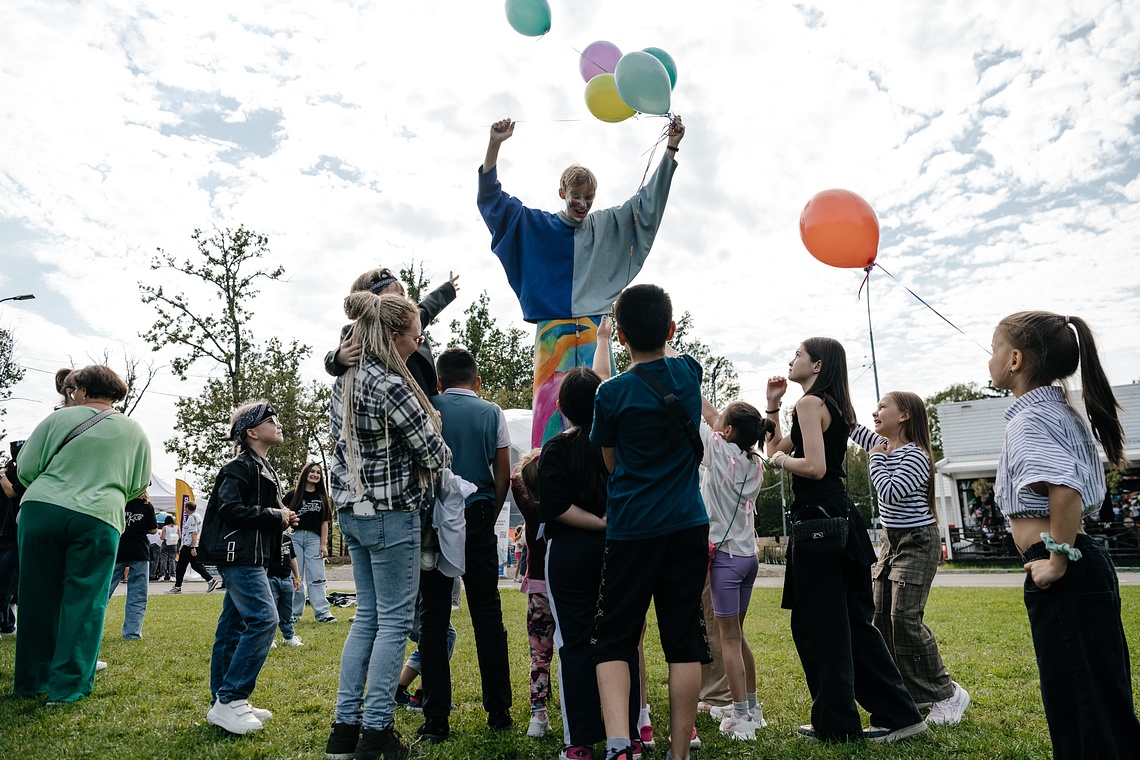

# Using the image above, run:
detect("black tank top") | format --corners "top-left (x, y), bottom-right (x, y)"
top-left (789, 395), bottom-right (849, 509)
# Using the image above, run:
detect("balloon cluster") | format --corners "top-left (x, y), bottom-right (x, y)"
top-left (581, 42), bottom-right (676, 122)
top-left (502, 1), bottom-right (677, 123)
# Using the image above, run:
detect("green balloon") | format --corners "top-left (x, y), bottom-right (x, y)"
top-left (614, 51), bottom-right (672, 115)
top-left (505, 0), bottom-right (551, 37)
top-left (642, 47), bottom-right (678, 90)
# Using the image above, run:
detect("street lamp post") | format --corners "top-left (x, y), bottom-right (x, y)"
top-left (0, 294), bottom-right (35, 305)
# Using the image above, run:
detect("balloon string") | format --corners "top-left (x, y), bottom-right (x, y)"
top-left (863, 263), bottom-right (993, 356)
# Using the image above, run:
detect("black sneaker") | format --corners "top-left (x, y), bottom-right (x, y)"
top-left (417, 716), bottom-right (450, 744)
top-left (356, 726), bottom-right (421, 760)
top-left (325, 721), bottom-right (360, 760)
top-left (395, 686), bottom-right (411, 706)
top-left (487, 709), bottom-right (513, 731)
top-left (406, 689), bottom-right (424, 712)
top-left (864, 719), bottom-right (928, 744)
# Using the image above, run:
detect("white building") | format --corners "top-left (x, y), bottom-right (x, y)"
top-left (935, 383), bottom-right (1140, 558)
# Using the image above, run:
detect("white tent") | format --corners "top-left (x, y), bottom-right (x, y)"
top-left (148, 472), bottom-right (178, 517)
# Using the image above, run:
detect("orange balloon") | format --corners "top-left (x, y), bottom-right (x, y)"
top-left (799, 189), bottom-right (880, 269)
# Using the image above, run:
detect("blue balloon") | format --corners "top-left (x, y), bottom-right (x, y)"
top-left (642, 47), bottom-right (678, 90)
top-left (505, 0), bottom-right (551, 37)
top-left (614, 51), bottom-right (671, 115)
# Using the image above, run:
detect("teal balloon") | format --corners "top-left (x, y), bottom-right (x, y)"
top-left (642, 47), bottom-right (678, 90)
top-left (505, 0), bottom-right (551, 37)
top-left (614, 51), bottom-right (672, 115)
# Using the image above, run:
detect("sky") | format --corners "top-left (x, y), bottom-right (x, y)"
top-left (2, 1), bottom-right (1138, 483)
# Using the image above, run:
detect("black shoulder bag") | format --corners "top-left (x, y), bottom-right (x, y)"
top-left (790, 504), bottom-right (849, 555)
top-left (628, 364), bottom-right (703, 461)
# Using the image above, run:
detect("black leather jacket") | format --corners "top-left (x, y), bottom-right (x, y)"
top-left (198, 449), bottom-right (284, 567)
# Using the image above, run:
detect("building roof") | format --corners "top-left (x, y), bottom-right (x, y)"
top-left (937, 382), bottom-right (1140, 475)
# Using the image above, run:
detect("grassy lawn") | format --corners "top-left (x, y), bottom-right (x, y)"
top-left (3, 585), bottom-right (1139, 759)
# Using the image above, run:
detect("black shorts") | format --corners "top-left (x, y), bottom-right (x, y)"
top-left (591, 523), bottom-right (712, 665)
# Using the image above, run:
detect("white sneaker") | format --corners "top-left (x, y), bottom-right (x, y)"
top-left (927, 682), bottom-right (970, 725)
top-left (95, 661), bottom-right (108, 672)
top-left (207, 699), bottom-right (264, 735)
top-left (753, 702), bottom-right (769, 728)
top-left (282, 636), bottom-right (304, 647)
top-left (526, 714), bottom-right (549, 737)
top-left (719, 714), bottom-right (761, 740)
top-left (270, 640), bottom-right (277, 649)
top-left (708, 704), bottom-right (733, 721)
top-left (249, 704), bottom-right (273, 722)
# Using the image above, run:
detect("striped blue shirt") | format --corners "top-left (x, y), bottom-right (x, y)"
top-left (850, 424), bottom-right (935, 529)
top-left (995, 385), bottom-right (1105, 520)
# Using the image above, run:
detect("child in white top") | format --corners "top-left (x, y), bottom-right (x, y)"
top-left (698, 397), bottom-right (773, 740)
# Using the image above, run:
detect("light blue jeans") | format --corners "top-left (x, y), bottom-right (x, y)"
top-left (268, 575), bottom-right (296, 640)
top-left (210, 565), bottom-right (277, 704)
top-left (290, 529), bottom-right (333, 621)
top-left (334, 507), bottom-right (420, 730)
top-left (107, 560), bottom-right (149, 639)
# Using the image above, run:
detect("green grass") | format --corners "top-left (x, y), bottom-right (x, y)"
top-left (3, 586), bottom-right (1140, 759)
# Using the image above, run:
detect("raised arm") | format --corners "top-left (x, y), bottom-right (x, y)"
top-left (593, 316), bottom-right (614, 380)
top-left (481, 118), bottom-right (515, 174)
top-left (764, 376), bottom-right (792, 458)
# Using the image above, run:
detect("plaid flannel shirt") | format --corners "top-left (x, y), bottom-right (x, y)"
top-left (330, 358), bottom-right (449, 511)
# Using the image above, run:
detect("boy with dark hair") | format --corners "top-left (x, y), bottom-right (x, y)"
top-left (590, 284), bottom-right (710, 760)
top-left (419, 347), bottom-right (514, 740)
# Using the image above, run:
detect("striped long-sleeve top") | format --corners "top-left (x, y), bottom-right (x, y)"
top-left (850, 424), bottom-right (935, 529)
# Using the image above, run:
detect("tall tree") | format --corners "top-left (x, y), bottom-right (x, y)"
top-left (448, 291), bottom-right (533, 410)
top-left (925, 381), bottom-right (1010, 460)
top-left (139, 226), bottom-right (284, 403)
top-left (0, 326), bottom-right (26, 439)
top-left (140, 227), bottom-right (327, 491)
top-left (613, 310), bottom-right (740, 406)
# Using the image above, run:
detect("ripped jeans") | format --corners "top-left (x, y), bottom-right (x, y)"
top-left (290, 529), bottom-right (333, 621)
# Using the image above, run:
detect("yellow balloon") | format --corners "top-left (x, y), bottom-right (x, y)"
top-left (584, 73), bottom-right (635, 123)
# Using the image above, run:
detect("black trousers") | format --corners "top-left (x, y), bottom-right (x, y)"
top-left (419, 565), bottom-right (455, 719)
top-left (787, 548), bottom-right (921, 741)
top-left (461, 500), bottom-right (511, 713)
top-left (174, 547), bottom-right (214, 587)
top-left (1024, 536), bottom-right (1140, 759)
top-left (547, 529), bottom-right (640, 746)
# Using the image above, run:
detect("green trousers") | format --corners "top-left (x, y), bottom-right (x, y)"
top-left (14, 501), bottom-right (118, 701)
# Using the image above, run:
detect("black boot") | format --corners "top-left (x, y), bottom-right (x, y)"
top-left (417, 716), bottom-right (450, 744)
top-left (355, 726), bottom-right (421, 760)
top-left (325, 721), bottom-right (360, 760)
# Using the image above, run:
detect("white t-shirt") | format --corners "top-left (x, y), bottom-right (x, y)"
top-left (181, 512), bottom-right (202, 547)
top-left (699, 421), bottom-right (764, 558)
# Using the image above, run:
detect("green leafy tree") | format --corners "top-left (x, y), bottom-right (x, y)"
top-left (925, 381), bottom-right (1010, 460)
top-left (140, 227), bottom-right (328, 491)
top-left (613, 310), bottom-right (740, 406)
top-left (0, 326), bottom-right (26, 439)
top-left (448, 291), bottom-right (533, 410)
top-left (139, 226), bottom-right (284, 403)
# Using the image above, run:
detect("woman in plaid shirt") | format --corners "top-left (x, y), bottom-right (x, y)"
top-left (326, 292), bottom-right (450, 760)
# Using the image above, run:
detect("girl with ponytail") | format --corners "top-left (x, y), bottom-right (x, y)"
top-left (325, 291), bottom-right (450, 760)
top-left (990, 310), bottom-right (1140, 758)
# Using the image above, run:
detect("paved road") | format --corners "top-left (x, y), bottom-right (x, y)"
top-left (124, 567), bottom-right (1140, 595)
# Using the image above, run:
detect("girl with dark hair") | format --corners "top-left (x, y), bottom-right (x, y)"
top-left (696, 399), bottom-right (773, 740)
top-left (990, 311), bottom-right (1140, 758)
top-left (283, 462), bottom-right (336, 623)
top-left (539, 365), bottom-right (641, 760)
top-left (766, 340), bottom-right (925, 744)
top-left (850, 392), bottom-right (968, 724)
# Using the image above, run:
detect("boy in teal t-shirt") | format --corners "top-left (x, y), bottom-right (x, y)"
top-left (589, 284), bottom-right (710, 760)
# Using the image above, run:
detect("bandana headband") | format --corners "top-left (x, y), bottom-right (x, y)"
top-left (230, 402), bottom-right (277, 441)
top-left (369, 272), bottom-right (399, 294)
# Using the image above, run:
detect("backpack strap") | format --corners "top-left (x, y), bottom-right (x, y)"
top-left (40, 408), bottom-right (120, 474)
top-left (628, 364), bottom-right (703, 461)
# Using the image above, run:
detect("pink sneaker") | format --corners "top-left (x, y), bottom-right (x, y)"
top-left (690, 726), bottom-right (701, 749)
top-left (559, 746), bottom-right (593, 760)
top-left (638, 723), bottom-right (655, 750)
top-left (631, 739), bottom-right (644, 759)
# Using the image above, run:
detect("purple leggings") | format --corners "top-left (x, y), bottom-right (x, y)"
top-left (709, 551), bottom-right (759, 618)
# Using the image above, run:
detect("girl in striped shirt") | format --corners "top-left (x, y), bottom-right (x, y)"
top-left (850, 392), bottom-right (968, 725)
top-left (990, 311), bottom-right (1140, 759)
